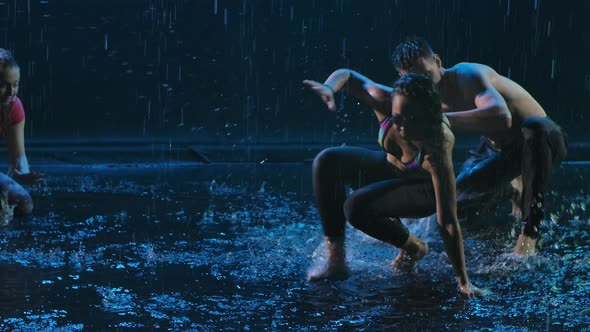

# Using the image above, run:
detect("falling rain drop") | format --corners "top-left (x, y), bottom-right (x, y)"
top-left (179, 105), bottom-right (185, 128)
top-left (224, 8), bottom-right (228, 28)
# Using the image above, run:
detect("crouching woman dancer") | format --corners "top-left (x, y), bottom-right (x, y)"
top-left (0, 49), bottom-right (45, 218)
top-left (303, 72), bottom-right (483, 297)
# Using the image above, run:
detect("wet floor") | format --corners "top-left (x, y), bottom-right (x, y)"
top-left (0, 162), bottom-right (589, 331)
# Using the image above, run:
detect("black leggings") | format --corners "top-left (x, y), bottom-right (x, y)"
top-left (456, 116), bottom-right (568, 238)
top-left (312, 146), bottom-right (436, 247)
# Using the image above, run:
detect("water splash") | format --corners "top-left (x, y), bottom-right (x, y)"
top-left (0, 194), bottom-right (16, 226)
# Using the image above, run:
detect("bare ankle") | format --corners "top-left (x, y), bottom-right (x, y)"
top-left (401, 234), bottom-right (423, 254)
top-left (325, 236), bottom-right (346, 263)
top-left (306, 236), bottom-right (349, 282)
top-left (391, 234), bottom-right (428, 272)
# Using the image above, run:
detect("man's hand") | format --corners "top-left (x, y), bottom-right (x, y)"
top-left (303, 80), bottom-right (337, 111)
top-left (514, 234), bottom-right (537, 256)
top-left (12, 169), bottom-right (46, 185)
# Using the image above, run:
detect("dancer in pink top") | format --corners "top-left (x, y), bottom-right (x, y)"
top-left (0, 49), bottom-right (45, 218)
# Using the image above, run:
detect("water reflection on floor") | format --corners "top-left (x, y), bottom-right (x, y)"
top-left (0, 163), bottom-right (589, 330)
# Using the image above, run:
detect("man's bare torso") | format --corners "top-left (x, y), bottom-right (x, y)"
top-left (440, 62), bottom-right (546, 145)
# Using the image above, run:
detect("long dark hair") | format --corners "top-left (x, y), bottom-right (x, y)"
top-left (392, 73), bottom-right (444, 151)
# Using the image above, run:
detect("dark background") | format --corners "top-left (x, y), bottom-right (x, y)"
top-left (2, 0), bottom-right (589, 144)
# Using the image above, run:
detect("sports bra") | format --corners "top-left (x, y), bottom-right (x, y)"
top-left (377, 115), bottom-right (451, 170)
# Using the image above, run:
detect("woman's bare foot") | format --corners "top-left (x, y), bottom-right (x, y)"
top-left (308, 236), bottom-right (349, 282)
top-left (307, 262), bottom-right (349, 282)
top-left (390, 234), bottom-right (428, 272)
top-left (514, 234), bottom-right (537, 256)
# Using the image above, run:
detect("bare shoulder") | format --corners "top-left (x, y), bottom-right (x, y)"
top-left (450, 63), bottom-right (499, 93)
top-left (449, 62), bottom-right (495, 80)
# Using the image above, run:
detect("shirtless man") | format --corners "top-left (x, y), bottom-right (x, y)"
top-left (390, 38), bottom-right (567, 255)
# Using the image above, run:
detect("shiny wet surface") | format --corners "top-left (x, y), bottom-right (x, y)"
top-left (0, 162), bottom-right (589, 331)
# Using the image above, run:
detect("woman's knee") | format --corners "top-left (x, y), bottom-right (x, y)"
top-left (343, 194), bottom-right (371, 228)
top-left (14, 193), bottom-right (33, 216)
top-left (312, 147), bottom-right (345, 173)
top-left (0, 175), bottom-right (34, 216)
top-left (5, 189), bottom-right (34, 216)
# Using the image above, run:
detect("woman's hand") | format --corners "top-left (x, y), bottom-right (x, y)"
top-left (12, 169), bottom-right (45, 184)
top-left (302, 80), bottom-right (337, 111)
top-left (459, 281), bottom-right (487, 298)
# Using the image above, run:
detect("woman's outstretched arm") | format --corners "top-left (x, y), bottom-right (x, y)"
top-left (303, 69), bottom-right (393, 120)
top-left (426, 127), bottom-right (484, 298)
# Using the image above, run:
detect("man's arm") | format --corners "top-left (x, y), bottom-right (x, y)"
top-left (303, 69), bottom-right (392, 120)
top-left (444, 67), bottom-right (512, 135)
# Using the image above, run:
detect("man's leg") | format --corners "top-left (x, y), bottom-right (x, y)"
top-left (309, 146), bottom-right (394, 281)
top-left (517, 117), bottom-right (568, 254)
top-left (456, 137), bottom-right (521, 220)
top-left (510, 176), bottom-right (523, 219)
